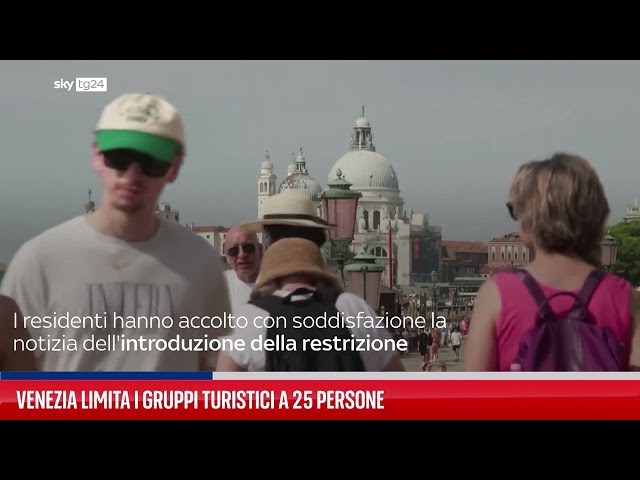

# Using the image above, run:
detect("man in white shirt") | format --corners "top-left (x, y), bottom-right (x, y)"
top-left (0, 93), bottom-right (231, 372)
top-left (223, 225), bottom-right (263, 313)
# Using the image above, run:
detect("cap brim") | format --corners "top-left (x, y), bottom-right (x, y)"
top-left (241, 219), bottom-right (335, 231)
top-left (96, 130), bottom-right (181, 163)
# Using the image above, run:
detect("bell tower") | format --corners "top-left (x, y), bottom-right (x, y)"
top-left (257, 150), bottom-right (277, 218)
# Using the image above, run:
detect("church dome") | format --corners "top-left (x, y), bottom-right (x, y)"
top-left (279, 173), bottom-right (323, 201)
top-left (278, 147), bottom-right (323, 201)
top-left (328, 106), bottom-right (399, 191)
top-left (260, 150), bottom-right (273, 172)
top-left (355, 116), bottom-right (370, 128)
top-left (329, 150), bottom-right (399, 190)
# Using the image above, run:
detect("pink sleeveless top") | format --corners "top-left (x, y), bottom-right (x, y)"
top-left (494, 271), bottom-right (632, 371)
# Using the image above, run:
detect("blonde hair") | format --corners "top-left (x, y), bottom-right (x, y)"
top-left (508, 153), bottom-right (609, 266)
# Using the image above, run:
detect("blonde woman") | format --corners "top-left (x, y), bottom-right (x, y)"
top-left (465, 153), bottom-right (640, 371)
top-left (216, 237), bottom-right (405, 372)
top-left (0, 295), bottom-right (38, 370)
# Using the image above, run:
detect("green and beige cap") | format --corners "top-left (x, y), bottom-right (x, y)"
top-left (95, 93), bottom-right (185, 163)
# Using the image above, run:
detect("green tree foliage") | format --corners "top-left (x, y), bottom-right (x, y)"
top-left (608, 222), bottom-right (640, 286)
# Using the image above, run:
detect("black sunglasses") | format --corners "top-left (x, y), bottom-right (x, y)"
top-left (227, 243), bottom-right (257, 257)
top-left (103, 149), bottom-right (172, 178)
top-left (506, 202), bottom-right (518, 221)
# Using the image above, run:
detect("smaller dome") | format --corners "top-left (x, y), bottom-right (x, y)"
top-left (260, 150), bottom-right (273, 172)
top-left (279, 173), bottom-right (323, 201)
top-left (355, 116), bottom-right (370, 128)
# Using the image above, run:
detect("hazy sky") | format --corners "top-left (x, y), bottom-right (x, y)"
top-left (2, 60), bottom-right (639, 262)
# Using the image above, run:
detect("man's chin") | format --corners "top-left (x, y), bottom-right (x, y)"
top-left (236, 269), bottom-right (257, 283)
top-left (110, 199), bottom-right (146, 214)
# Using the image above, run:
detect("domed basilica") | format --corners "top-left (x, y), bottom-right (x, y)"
top-left (256, 107), bottom-right (442, 288)
top-left (258, 147), bottom-right (323, 220)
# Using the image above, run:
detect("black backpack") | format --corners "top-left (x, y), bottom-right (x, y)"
top-left (249, 287), bottom-right (366, 372)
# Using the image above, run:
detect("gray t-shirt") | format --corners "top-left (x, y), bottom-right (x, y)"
top-left (0, 216), bottom-right (231, 371)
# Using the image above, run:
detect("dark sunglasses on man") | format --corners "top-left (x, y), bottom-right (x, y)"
top-left (103, 149), bottom-right (173, 178)
top-left (227, 243), bottom-right (256, 257)
top-left (506, 202), bottom-right (518, 221)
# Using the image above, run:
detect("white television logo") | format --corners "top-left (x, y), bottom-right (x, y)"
top-left (53, 78), bottom-right (108, 92)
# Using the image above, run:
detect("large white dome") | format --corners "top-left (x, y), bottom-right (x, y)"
top-left (328, 150), bottom-right (399, 191)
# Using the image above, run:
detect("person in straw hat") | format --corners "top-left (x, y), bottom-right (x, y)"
top-left (221, 190), bottom-right (330, 313)
top-left (242, 190), bottom-right (331, 249)
top-left (216, 237), bottom-right (405, 372)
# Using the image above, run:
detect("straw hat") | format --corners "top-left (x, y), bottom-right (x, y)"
top-left (242, 190), bottom-right (334, 231)
top-left (255, 237), bottom-right (342, 291)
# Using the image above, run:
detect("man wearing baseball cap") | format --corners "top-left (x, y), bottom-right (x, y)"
top-left (0, 93), bottom-right (231, 372)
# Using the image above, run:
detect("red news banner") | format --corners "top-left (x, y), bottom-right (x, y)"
top-left (3, 379), bottom-right (640, 419)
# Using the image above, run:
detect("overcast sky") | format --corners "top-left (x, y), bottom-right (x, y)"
top-left (2, 60), bottom-right (639, 262)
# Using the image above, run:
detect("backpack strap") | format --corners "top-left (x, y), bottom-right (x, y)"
top-left (575, 270), bottom-right (606, 308)
top-left (249, 293), bottom-right (287, 313)
top-left (250, 288), bottom-right (315, 312)
top-left (312, 287), bottom-right (343, 306)
top-left (567, 270), bottom-right (605, 320)
top-left (515, 268), bottom-right (606, 323)
top-left (513, 268), bottom-right (556, 320)
top-left (281, 288), bottom-right (316, 304)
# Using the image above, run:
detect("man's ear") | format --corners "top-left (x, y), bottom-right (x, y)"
top-left (165, 155), bottom-right (184, 183)
top-left (91, 142), bottom-right (104, 173)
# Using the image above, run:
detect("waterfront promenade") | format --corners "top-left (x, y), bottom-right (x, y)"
top-left (400, 342), bottom-right (466, 372)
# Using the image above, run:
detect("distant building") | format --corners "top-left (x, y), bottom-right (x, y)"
top-left (624, 198), bottom-right (640, 223)
top-left (257, 148), bottom-right (323, 219)
top-left (441, 241), bottom-right (488, 282)
top-left (484, 232), bottom-right (533, 275)
top-left (256, 107), bottom-right (442, 289)
top-left (186, 224), bottom-right (229, 262)
top-left (156, 202), bottom-right (180, 222)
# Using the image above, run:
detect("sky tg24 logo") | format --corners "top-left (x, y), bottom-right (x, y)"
top-left (53, 78), bottom-right (108, 92)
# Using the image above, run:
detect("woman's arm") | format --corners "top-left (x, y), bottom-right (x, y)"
top-left (463, 279), bottom-right (501, 371)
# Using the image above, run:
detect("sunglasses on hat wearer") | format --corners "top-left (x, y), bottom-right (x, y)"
top-left (506, 202), bottom-right (518, 221)
top-left (103, 149), bottom-right (172, 178)
top-left (226, 243), bottom-right (257, 257)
